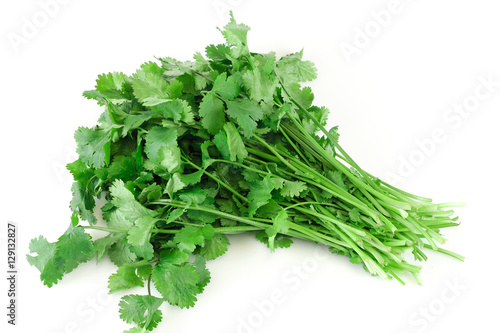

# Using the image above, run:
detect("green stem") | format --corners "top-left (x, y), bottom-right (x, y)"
top-left (182, 156), bottom-right (249, 203)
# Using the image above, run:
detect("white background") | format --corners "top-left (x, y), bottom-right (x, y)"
top-left (1, 0), bottom-right (499, 332)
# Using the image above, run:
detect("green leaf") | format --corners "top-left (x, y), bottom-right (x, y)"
top-left (55, 224), bottom-right (95, 274)
top-left (139, 61), bottom-right (164, 75)
top-left (224, 122), bottom-right (248, 161)
top-left (276, 49), bottom-right (317, 83)
top-left (225, 99), bottom-right (263, 138)
top-left (199, 233), bottom-right (230, 260)
top-left (74, 126), bottom-right (111, 169)
top-left (108, 262), bottom-right (146, 293)
top-left (213, 131), bottom-right (231, 160)
top-left (165, 173), bottom-right (186, 198)
top-left (220, 12), bottom-right (250, 57)
top-left (256, 231), bottom-right (293, 251)
top-left (173, 225), bottom-right (214, 253)
top-left (248, 175), bottom-right (275, 217)
top-left (119, 294), bottom-right (163, 331)
top-left (165, 208), bottom-right (185, 224)
top-left (138, 184), bottom-right (163, 204)
top-left (129, 242), bottom-right (155, 261)
top-left (179, 170), bottom-right (204, 186)
top-left (108, 237), bottom-right (138, 266)
top-left (105, 207), bottom-right (134, 231)
top-left (93, 234), bottom-right (123, 262)
top-left (69, 181), bottom-right (97, 224)
top-left (198, 92), bottom-right (226, 134)
top-left (83, 72), bottom-right (130, 104)
top-left (178, 187), bottom-right (207, 205)
top-left (108, 156), bottom-right (137, 181)
top-left (205, 44), bottom-right (231, 61)
top-left (127, 215), bottom-right (158, 247)
top-left (212, 72), bottom-right (240, 100)
top-left (152, 256), bottom-right (201, 308)
top-left (158, 248), bottom-right (190, 265)
top-left (273, 208), bottom-right (290, 234)
top-left (122, 112), bottom-right (153, 136)
top-left (131, 71), bottom-right (181, 106)
top-left (349, 208), bottom-right (362, 223)
top-left (96, 72), bottom-right (127, 92)
top-left (26, 236), bottom-right (64, 287)
top-left (330, 170), bottom-right (349, 192)
top-left (280, 180), bottom-right (308, 198)
top-left (109, 180), bottom-right (157, 223)
top-left (151, 99), bottom-right (193, 123)
top-left (283, 83), bottom-right (314, 109)
top-left (193, 256), bottom-right (211, 290)
top-left (27, 224), bottom-right (95, 287)
top-left (266, 208), bottom-right (290, 251)
top-left (144, 127), bottom-right (182, 173)
top-left (242, 67), bottom-right (277, 103)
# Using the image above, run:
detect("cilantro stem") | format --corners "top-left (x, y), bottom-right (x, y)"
top-left (278, 126), bottom-right (313, 169)
top-left (252, 135), bottom-right (300, 173)
top-left (82, 226), bottom-right (128, 233)
top-left (147, 274), bottom-right (152, 296)
top-left (280, 120), bottom-right (411, 211)
top-left (422, 244), bottom-right (465, 261)
top-left (276, 74), bottom-right (386, 194)
top-left (182, 156), bottom-right (249, 203)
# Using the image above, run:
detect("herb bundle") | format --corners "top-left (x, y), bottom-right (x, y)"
top-left (27, 13), bottom-right (463, 332)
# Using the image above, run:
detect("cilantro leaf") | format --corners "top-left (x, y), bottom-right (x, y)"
top-left (242, 67), bottom-right (277, 103)
top-left (127, 215), bottom-right (158, 247)
top-left (151, 99), bottom-right (193, 123)
top-left (198, 233), bottom-right (230, 260)
top-left (205, 44), bottom-right (231, 61)
top-left (74, 126), bottom-right (111, 169)
top-left (193, 256), bottom-right (211, 290)
top-left (110, 180), bottom-right (157, 223)
top-left (93, 233), bottom-right (123, 262)
top-left (283, 83), bottom-right (314, 110)
top-left (108, 262), bottom-right (146, 293)
top-left (27, 224), bottom-right (94, 287)
top-left (198, 92), bottom-right (226, 134)
top-left (224, 122), bottom-right (248, 161)
top-left (55, 224), bottom-right (95, 273)
top-left (151, 253), bottom-right (202, 308)
top-left (173, 225), bottom-right (214, 253)
top-left (220, 12), bottom-right (250, 57)
top-left (108, 237), bottom-right (138, 267)
top-left (83, 72), bottom-right (130, 105)
top-left (144, 127), bottom-right (182, 173)
top-left (275, 49), bottom-right (317, 83)
top-left (212, 72), bottom-right (240, 100)
top-left (26, 236), bottom-right (64, 287)
top-left (247, 175), bottom-right (275, 217)
top-left (131, 72), bottom-right (182, 106)
top-left (256, 231), bottom-right (293, 250)
top-left (119, 294), bottom-right (163, 331)
top-left (213, 131), bottom-right (231, 161)
top-left (69, 181), bottom-right (97, 224)
top-left (225, 99), bottom-right (263, 138)
top-left (280, 180), bottom-right (308, 198)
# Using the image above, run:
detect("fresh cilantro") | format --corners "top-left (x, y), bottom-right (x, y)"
top-left (28, 12), bottom-right (463, 333)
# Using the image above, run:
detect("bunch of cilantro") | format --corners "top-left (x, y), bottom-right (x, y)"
top-left (27, 13), bottom-right (463, 332)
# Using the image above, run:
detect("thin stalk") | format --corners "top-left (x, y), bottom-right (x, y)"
top-left (281, 120), bottom-right (411, 211)
top-left (182, 156), bottom-right (249, 203)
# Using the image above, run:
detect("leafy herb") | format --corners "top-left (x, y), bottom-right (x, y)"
top-left (28, 13), bottom-right (464, 332)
